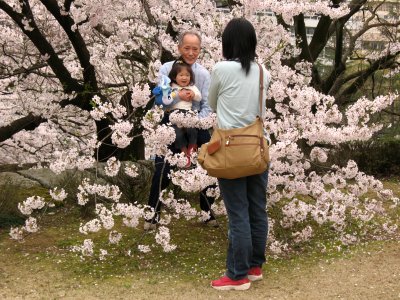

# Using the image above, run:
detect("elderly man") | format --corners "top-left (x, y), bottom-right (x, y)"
top-left (144, 31), bottom-right (217, 230)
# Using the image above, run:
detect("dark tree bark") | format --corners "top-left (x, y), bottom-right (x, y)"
top-left (294, 14), bottom-right (313, 63)
top-left (0, 114), bottom-right (47, 143)
top-left (39, 0), bottom-right (98, 94)
top-left (336, 52), bottom-right (400, 105)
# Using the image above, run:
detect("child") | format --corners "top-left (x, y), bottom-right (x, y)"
top-left (168, 60), bottom-right (202, 167)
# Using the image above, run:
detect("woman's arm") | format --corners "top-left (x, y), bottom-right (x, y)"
top-left (208, 67), bottom-right (221, 112)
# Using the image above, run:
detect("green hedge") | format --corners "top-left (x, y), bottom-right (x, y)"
top-left (332, 138), bottom-right (400, 176)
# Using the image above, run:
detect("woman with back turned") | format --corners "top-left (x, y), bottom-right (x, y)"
top-left (208, 18), bottom-right (271, 291)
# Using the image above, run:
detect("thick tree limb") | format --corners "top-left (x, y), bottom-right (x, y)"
top-left (64, 0), bottom-right (73, 11)
top-left (39, 0), bottom-right (98, 93)
top-left (334, 20), bottom-right (344, 71)
top-left (0, 114), bottom-right (46, 143)
top-left (308, 16), bottom-right (333, 62)
top-left (319, 1), bottom-right (367, 94)
top-left (336, 52), bottom-right (399, 105)
top-left (140, 0), bottom-right (156, 26)
top-left (294, 14), bottom-right (313, 62)
top-left (275, 15), bottom-right (291, 31)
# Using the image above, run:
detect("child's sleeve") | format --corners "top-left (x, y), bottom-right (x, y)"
top-left (192, 86), bottom-right (202, 102)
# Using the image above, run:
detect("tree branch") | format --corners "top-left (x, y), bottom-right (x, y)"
top-left (382, 109), bottom-right (400, 117)
top-left (319, 1), bottom-right (367, 94)
top-left (337, 51), bottom-right (399, 105)
top-left (0, 62), bottom-right (47, 79)
top-left (308, 15), bottom-right (333, 62)
top-left (0, 114), bottom-right (47, 143)
top-left (39, 0), bottom-right (98, 93)
top-left (294, 14), bottom-right (313, 62)
top-left (64, 0), bottom-right (73, 11)
top-left (140, 0), bottom-right (156, 26)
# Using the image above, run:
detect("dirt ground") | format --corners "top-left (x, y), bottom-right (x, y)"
top-left (1, 240), bottom-right (399, 300)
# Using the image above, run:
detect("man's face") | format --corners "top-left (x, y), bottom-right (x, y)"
top-left (178, 34), bottom-right (201, 66)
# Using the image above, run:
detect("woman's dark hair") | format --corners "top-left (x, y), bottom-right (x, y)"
top-left (168, 59), bottom-right (195, 85)
top-left (222, 18), bottom-right (257, 75)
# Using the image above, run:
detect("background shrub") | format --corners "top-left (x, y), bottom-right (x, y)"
top-left (330, 136), bottom-right (400, 177)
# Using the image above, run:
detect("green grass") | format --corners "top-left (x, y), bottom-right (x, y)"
top-left (2, 207), bottom-right (393, 286)
top-left (0, 178), bottom-right (398, 284)
top-left (0, 205), bottom-right (228, 283)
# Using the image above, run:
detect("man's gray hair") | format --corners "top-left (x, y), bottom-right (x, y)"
top-left (178, 31), bottom-right (202, 46)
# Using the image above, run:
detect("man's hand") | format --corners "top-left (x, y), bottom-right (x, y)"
top-left (178, 89), bottom-right (194, 102)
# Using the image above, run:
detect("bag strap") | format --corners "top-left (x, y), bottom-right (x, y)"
top-left (257, 63), bottom-right (264, 118)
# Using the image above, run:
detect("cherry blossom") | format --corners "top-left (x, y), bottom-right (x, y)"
top-left (2, 0), bottom-right (398, 258)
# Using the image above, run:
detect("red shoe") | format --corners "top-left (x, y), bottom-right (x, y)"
top-left (187, 144), bottom-right (197, 157)
top-left (211, 275), bottom-right (250, 291)
top-left (248, 266), bottom-right (263, 281)
top-left (184, 156), bottom-right (191, 168)
top-left (180, 147), bottom-right (191, 168)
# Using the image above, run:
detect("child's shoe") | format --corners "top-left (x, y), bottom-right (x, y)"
top-left (185, 144), bottom-right (197, 168)
top-left (180, 147), bottom-right (191, 168)
top-left (187, 144), bottom-right (197, 157)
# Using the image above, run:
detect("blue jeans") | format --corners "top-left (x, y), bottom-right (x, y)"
top-left (218, 171), bottom-right (268, 280)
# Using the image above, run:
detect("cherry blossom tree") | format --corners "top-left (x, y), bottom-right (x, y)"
top-left (2, 0), bottom-right (399, 256)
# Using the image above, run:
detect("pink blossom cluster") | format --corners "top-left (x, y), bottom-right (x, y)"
top-left (170, 166), bottom-right (217, 193)
top-left (168, 110), bottom-right (217, 129)
top-left (256, 0), bottom-right (349, 24)
top-left (339, 233), bottom-right (358, 246)
top-left (137, 244), bottom-right (151, 253)
top-left (99, 249), bottom-right (108, 261)
top-left (164, 150), bottom-right (190, 169)
top-left (78, 204), bottom-right (115, 234)
top-left (310, 147), bottom-right (328, 163)
top-left (142, 107), bottom-right (176, 157)
top-left (155, 226), bottom-right (177, 252)
top-left (160, 190), bottom-right (199, 220)
top-left (49, 187), bottom-right (68, 201)
top-left (292, 225), bottom-right (313, 243)
top-left (71, 239), bottom-right (95, 257)
top-left (130, 83), bottom-right (152, 108)
top-left (18, 196), bottom-right (46, 215)
top-left (9, 189), bottom-right (69, 240)
top-left (108, 230), bottom-right (122, 244)
top-left (113, 202), bottom-right (146, 228)
top-left (49, 145), bottom-right (96, 174)
top-left (124, 163), bottom-right (139, 178)
top-left (77, 178), bottom-right (122, 205)
top-left (104, 157), bottom-right (121, 177)
top-left (89, 95), bottom-right (127, 121)
top-left (110, 121), bottom-right (134, 149)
